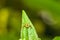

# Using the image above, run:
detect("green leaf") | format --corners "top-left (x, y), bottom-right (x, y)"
top-left (20, 10), bottom-right (41, 40)
top-left (53, 36), bottom-right (60, 40)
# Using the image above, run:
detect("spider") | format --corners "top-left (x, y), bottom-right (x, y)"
top-left (24, 23), bottom-right (31, 28)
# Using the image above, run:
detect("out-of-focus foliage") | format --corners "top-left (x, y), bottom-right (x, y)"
top-left (32, 19), bottom-right (45, 36)
top-left (0, 7), bottom-right (21, 40)
top-left (53, 36), bottom-right (60, 40)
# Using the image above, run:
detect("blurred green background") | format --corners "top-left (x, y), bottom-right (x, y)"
top-left (0, 0), bottom-right (60, 40)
